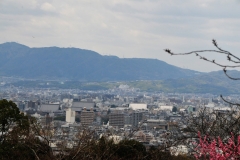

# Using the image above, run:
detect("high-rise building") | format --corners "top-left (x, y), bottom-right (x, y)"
top-left (124, 114), bottom-right (131, 125)
top-left (66, 108), bottom-right (75, 123)
top-left (109, 112), bottom-right (124, 128)
top-left (131, 111), bottom-right (143, 127)
top-left (81, 108), bottom-right (94, 127)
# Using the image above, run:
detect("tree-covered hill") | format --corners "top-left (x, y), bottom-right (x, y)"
top-left (0, 42), bottom-right (199, 81)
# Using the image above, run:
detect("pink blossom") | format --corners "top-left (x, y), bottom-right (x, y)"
top-left (194, 132), bottom-right (240, 159)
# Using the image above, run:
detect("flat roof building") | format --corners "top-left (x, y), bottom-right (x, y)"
top-left (109, 112), bottom-right (124, 128)
top-left (129, 103), bottom-right (147, 110)
top-left (81, 108), bottom-right (94, 127)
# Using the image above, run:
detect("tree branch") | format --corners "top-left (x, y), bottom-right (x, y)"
top-left (165, 39), bottom-right (240, 80)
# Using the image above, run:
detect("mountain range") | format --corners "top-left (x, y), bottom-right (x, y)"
top-left (0, 42), bottom-right (199, 81)
top-left (1, 42), bottom-right (240, 94)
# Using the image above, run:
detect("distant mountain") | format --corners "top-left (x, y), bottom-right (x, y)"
top-left (0, 42), bottom-right (200, 81)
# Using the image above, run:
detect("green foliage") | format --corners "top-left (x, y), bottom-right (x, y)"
top-left (115, 139), bottom-right (147, 159)
top-left (0, 99), bottom-right (26, 139)
top-left (101, 116), bottom-right (109, 125)
top-left (0, 99), bottom-right (53, 160)
top-left (172, 106), bottom-right (177, 112)
top-left (75, 117), bottom-right (80, 122)
top-left (110, 104), bottom-right (117, 108)
top-left (54, 115), bottom-right (81, 122)
top-left (54, 116), bottom-right (66, 121)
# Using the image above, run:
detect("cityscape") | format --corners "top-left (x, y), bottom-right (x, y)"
top-left (1, 80), bottom-right (238, 156)
top-left (1, 0), bottom-right (240, 159)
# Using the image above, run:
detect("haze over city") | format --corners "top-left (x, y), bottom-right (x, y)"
top-left (2, 1), bottom-right (240, 159)
top-left (1, 0), bottom-right (240, 72)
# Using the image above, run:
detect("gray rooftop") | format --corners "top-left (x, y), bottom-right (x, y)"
top-left (72, 102), bottom-right (95, 109)
top-left (40, 104), bottom-right (60, 112)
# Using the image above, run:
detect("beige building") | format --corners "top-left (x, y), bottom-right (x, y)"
top-left (133, 131), bottom-right (154, 142)
top-left (66, 108), bottom-right (75, 123)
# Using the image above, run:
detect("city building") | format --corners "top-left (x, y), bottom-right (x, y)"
top-left (129, 103), bottom-right (147, 110)
top-left (40, 104), bottom-right (60, 113)
top-left (131, 111), bottom-right (144, 127)
top-left (66, 108), bottom-right (75, 123)
top-left (72, 101), bottom-right (95, 110)
top-left (81, 108), bottom-right (94, 127)
top-left (109, 111), bottom-right (124, 128)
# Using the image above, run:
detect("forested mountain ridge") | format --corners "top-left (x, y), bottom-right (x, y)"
top-left (0, 42), bottom-right (199, 81)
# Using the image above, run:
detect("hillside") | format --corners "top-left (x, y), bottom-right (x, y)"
top-left (0, 42), bottom-right (199, 81)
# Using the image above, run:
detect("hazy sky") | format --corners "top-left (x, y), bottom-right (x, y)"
top-left (1, 0), bottom-right (240, 72)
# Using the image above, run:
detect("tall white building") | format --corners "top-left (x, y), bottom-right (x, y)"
top-left (66, 108), bottom-right (75, 123)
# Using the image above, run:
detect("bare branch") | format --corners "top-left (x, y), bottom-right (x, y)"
top-left (220, 95), bottom-right (240, 106)
top-left (165, 39), bottom-right (240, 80)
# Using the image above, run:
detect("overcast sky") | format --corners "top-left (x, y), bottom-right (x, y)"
top-left (1, 0), bottom-right (240, 72)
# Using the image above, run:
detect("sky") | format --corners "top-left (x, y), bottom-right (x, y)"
top-left (1, 0), bottom-right (240, 72)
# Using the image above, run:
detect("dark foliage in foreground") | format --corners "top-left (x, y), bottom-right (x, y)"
top-left (0, 99), bottom-right (192, 160)
top-left (62, 137), bottom-right (192, 160)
